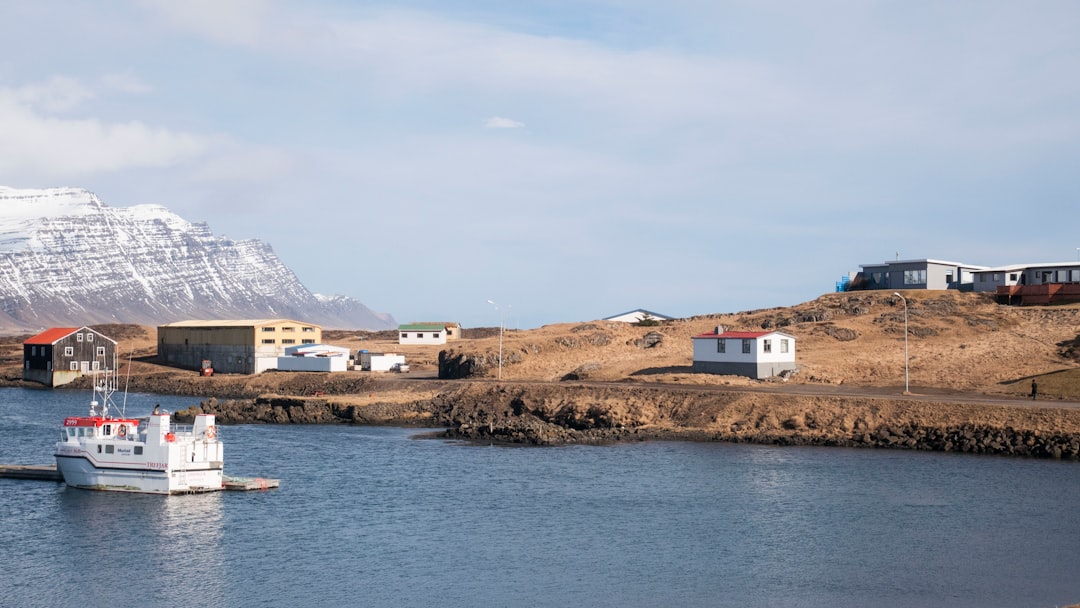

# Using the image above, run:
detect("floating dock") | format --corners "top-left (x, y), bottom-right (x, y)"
top-left (1, 464), bottom-right (278, 491)
top-left (223, 475), bottom-right (281, 491)
top-left (0, 464), bottom-right (63, 481)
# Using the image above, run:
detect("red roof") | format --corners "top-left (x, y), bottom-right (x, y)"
top-left (692, 331), bottom-right (781, 339)
top-left (24, 327), bottom-right (80, 345)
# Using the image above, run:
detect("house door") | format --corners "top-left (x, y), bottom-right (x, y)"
top-left (80, 361), bottom-right (89, 373)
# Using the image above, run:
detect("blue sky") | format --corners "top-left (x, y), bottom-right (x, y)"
top-left (2, 1), bottom-right (1079, 329)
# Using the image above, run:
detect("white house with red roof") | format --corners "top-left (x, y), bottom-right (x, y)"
top-left (23, 326), bottom-right (117, 387)
top-left (691, 326), bottom-right (796, 379)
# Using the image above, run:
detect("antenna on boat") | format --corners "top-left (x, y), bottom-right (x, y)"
top-left (121, 344), bottom-right (134, 417)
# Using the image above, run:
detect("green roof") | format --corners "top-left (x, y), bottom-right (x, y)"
top-left (398, 323), bottom-right (447, 331)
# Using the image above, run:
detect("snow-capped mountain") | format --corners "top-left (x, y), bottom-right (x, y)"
top-left (0, 186), bottom-right (396, 332)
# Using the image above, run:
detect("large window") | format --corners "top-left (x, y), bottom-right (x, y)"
top-left (763, 339), bottom-right (772, 353)
top-left (903, 269), bottom-right (927, 285)
top-left (742, 339), bottom-right (752, 354)
top-left (717, 339), bottom-right (726, 353)
top-left (65, 346), bottom-right (73, 356)
top-left (781, 339), bottom-right (790, 354)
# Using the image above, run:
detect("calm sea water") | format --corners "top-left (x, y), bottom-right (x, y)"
top-left (1, 386), bottom-right (1079, 608)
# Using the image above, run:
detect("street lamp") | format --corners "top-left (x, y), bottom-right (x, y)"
top-left (893, 292), bottom-right (909, 394)
top-left (487, 299), bottom-right (504, 380)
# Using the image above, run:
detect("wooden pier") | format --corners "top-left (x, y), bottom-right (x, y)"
top-left (0, 464), bottom-right (63, 481)
top-left (1, 464), bottom-right (278, 491)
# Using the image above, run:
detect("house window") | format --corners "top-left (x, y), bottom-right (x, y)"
top-left (65, 346), bottom-right (74, 357)
top-left (945, 272), bottom-right (954, 283)
top-left (77, 333), bottom-right (84, 342)
top-left (742, 339), bottom-right (752, 354)
top-left (302, 327), bottom-right (315, 332)
top-left (302, 339), bottom-right (315, 344)
top-left (781, 339), bottom-right (790, 354)
top-left (262, 327), bottom-right (276, 332)
top-left (717, 339), bottom-right (726, 353)
top-left (1072, 270), bottom-right (1080, 282)
top-left (91, 361), bottom-right (99, 371)
top-left (87, 334), bottom-right (93, 342)
top-left (1009, 273), bottom-right (1018, 281)
top-left (262, 339), bottom-right (276, 344)
top-left (415, 333), bottom-right (424, 339)
top-left (282, 326), bottom-right (295, 332)
top-left (903, 270), bottom-right (926, 285)
top-left (282, 339), bottom-right (296, 344)
top-left (400, 333), bottom-right (407, 339)
top-left (96, 347), bottom-right (105, 356)
top-left (70, 361), bottom-right (78, 370)
top-left (763, 339), bottom-right (772, 353)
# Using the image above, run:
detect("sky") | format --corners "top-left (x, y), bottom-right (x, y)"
top-left (2, 1), bottom-right (1079, 329)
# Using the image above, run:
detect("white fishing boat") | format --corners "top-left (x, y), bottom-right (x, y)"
top-left (54, 369), bottom-right (223, 494)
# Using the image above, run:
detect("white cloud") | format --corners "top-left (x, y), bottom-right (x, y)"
top-left (0, 86), bottom-right (211, 179)
top-left (484, 116), bottom-right (525, 129)
top-left (13, 77), bottom-right (94, 113)
top-left (100, 73), bottom-right (153, 96)
top-left (135, 0), bottom-right (273, 48)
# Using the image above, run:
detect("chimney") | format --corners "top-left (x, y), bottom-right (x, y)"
top-left (715, 325), bottom-right (724, 335)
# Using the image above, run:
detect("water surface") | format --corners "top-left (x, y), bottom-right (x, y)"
top-left (2, 387), bottom-right (1078, 607)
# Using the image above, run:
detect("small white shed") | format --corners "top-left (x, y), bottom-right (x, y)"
top-left (276, 344), bottom-right (350, 372)
top-left (358, 351), bottom-right (406, 372)
top-left (691, 326), bottom-right (796, 379)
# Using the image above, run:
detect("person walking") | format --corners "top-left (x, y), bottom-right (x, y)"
top-left (1030, 379), bottom-right (1038, 400)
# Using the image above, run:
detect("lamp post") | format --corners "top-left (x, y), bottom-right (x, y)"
top-left (893, 292), bottom-right (909, 394)
top-left (487, 299), bottom-right (504, 380)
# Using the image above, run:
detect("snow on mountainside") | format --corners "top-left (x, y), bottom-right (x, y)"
top-left (0, 186), bottom-right (396, 333)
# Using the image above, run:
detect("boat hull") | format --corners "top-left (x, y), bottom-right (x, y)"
top-left (55, 454), bottom-right (223, 495)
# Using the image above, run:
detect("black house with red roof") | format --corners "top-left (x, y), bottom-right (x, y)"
top-left (23, 327), bottom-right (118, 387)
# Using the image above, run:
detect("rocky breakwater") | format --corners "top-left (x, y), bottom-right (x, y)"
top-left (174, 395), bottom-right (440, 426)
top-left (174, 381), bottom-right (1080, 459)
top-left (431, 384), bottom-right (1080, 457)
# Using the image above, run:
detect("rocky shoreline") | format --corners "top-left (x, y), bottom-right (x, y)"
top-left (169, 380), bottom-right (1080, 460)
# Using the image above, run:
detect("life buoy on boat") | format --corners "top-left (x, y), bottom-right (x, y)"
top-left (165, 432), bottom-right (175, 443)
top-left (117, 425), bottom-right (127, 438)
top-left (205, 425), bottom-right (216, 439)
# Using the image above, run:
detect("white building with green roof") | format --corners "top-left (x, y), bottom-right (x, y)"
top-left (398, 322), bottom-right (459, 345)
